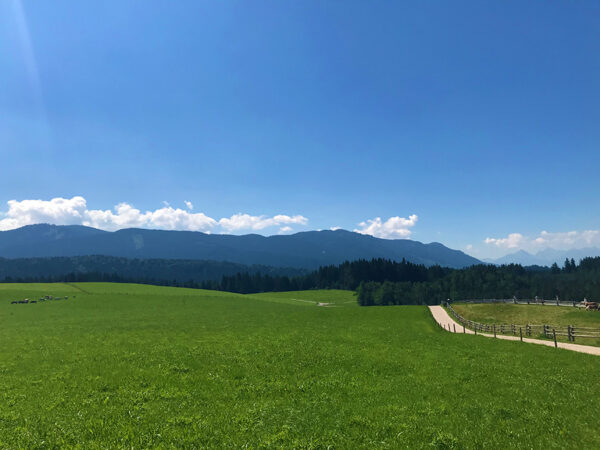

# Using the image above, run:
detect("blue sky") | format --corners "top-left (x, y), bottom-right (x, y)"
top-left (1, 1), bottom-right (599, 259)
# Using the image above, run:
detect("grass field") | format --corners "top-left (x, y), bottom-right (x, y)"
top-left (452, 302), bottom-right (600, 346)
top-left (1, 283), bottom-right (600, 448)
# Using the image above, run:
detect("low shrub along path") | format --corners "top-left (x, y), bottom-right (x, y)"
top-left (429, 305), bottom-right (600, 356)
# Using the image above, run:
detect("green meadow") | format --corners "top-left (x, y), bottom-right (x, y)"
top-left (1, 283), bottom-right (600, 448)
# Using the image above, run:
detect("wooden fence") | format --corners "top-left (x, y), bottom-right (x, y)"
top-left (444, 301), bottom-right (600, 343)
top-left (456, 297), bottom-right (587, 307)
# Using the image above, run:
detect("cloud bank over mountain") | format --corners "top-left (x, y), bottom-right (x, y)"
top-left (0, 197), bottom-right (308, 235)
top-left (485, 229), bottom-right (600, 253)
top-left (0, 197), bottom-right (417, 240)
top-left (354, 215), bottom-right (418, 239)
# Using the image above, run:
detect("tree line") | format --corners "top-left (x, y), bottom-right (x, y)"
top-left (3, 255), bottom-right (600, 306)
top-left (199, 258), bottom-right (451, 293)
top-left (356, 257), bottom-right (600, 306)
top-left (0, 255), bottom-right (305, 285)
top-left (0, 257), bottom-right (450, 293)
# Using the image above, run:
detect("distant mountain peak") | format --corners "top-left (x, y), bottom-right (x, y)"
top-left (489, 247), bottom-right (600, 267)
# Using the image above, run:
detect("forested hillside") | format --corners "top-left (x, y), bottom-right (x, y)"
top-left (205, 257), bottom-right (600, 304)
top-left (202, 258), bottom-right (451, 293)
top-left (356, 258), bottom-right (600, 305)
top-left (0, 255), bottom-right (306, 284)
top-left (3, 255), bottom-right (600, 305)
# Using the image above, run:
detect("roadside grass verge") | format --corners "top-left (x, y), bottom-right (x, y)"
top-left (452, 302), bottom-right (600, 346)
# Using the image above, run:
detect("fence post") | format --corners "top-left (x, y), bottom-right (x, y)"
top-left (553, 329), bottom-right (557, 348)
top-left (520, 327), bottom-right (523, 342)
top-left (453, 324), bottom-right (456, 333)
top-left (493, 324), bottom-right (496, 338)
top-left (463, 324), bottom-right (466, 333)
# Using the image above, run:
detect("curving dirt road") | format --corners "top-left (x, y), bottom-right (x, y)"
top-left (428, 305), bottom-right (600, 356)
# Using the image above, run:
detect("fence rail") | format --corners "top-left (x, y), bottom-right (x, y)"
top-left (457, 298), bottom-right (590, 307)
top-left (444, 301), bottom-right (600, 342)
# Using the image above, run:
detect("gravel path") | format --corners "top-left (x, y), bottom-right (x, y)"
top-left (428, 305), bottom-right (600, 356)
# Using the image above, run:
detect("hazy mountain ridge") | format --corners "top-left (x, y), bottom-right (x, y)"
top-left (0, 224), bottom-right (481, 269)
top-left (486, 247), bottom-right (600, 267)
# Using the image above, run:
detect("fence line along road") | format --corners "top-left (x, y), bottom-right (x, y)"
top-left (457, 297), bottom-right (589, 308)
top-left (428, 306), bottom-right (600, 357)
top-left (445, 301), bottom-right (600, 342)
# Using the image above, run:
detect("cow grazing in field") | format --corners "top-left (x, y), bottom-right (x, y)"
top-left (581, 299), bottom-right (598, 311)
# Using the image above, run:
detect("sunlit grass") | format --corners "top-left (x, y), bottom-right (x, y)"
top-left (453, 302), bottom-right (600, 346)
top-left (0, 283), bottom-right (598, 448)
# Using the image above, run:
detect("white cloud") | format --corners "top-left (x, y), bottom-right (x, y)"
top-left (484, 233), bottom-right (525, 249)
top-left (354, 214), bottom-right (418, 239)
top-left (465, 244), bottom-right (473, 251)
top-left (0, 197), bottom-right (308, 234)
top-left (184, 201), bottom-right (193, 210)
top-left (484, 229), bottom-right (600, 252)
top-left (84, 204), bottom-right (218, 232)
top-left (0, 196), bottom-right (88, 230)
top-left (330, 226), bottom-right (341, 231)
top-left (218, 213), bottom-right (308, 232)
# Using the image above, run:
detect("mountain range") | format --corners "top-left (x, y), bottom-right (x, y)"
top-left (0, 224), bottom-right (481, 269)
top-left (485, 247), bottom-right (600, 267)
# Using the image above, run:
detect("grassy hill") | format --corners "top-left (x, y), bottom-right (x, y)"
top-left (0, 283), bottom-right (599, 447)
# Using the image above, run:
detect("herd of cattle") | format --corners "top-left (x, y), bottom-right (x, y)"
top-left (10, 295), bottom-right (76, 305)
top-left (582, 299), bottom-right (599, 310)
